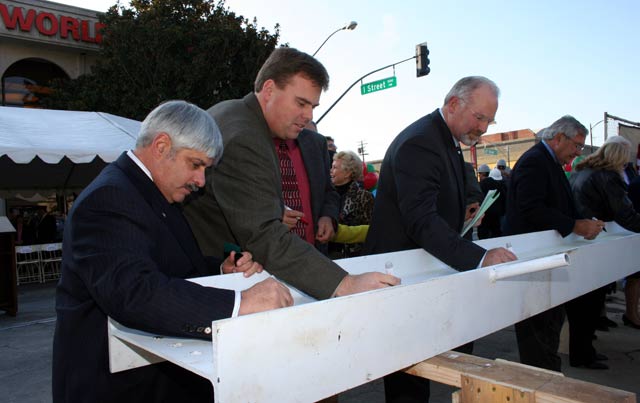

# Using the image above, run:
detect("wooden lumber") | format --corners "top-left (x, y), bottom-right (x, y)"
top-left (406, 352), bottom-right (636, 403)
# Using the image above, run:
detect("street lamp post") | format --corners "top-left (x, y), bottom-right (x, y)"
top-left (312, 21), bottom-right (357, 57)
top-left (589, 119), bottom-right (605, 150)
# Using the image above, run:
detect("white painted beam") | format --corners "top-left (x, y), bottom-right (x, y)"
top-left (108, 224), bottom-right (640, 402)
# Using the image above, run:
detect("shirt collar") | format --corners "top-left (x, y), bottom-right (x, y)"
top-left (540, 139), bottom-right (559, 164)
top-left (126, 150), bottom-right (153, 181)
top-left (439, 107), bottom-right (460, 148)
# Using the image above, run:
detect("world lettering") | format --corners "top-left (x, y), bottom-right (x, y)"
top-left (0, 4), bottom-right (104, 44)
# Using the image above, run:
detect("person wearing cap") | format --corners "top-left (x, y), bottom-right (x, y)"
top-left (477, 168), bottom-right (507, 239)
top-left (477, 163), bottom-right (490, 181)
top-left (496, 158), bottom-right (511, 181)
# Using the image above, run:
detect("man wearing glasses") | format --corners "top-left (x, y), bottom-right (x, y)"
top-left (503, 115), bottom-right (604, 373)
top-left (365, 76), bottom-right (517, 403)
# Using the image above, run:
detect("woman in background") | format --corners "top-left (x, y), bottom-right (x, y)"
top-left (329, 151), bottom-right (374, 258)
top-left (569, 136), bottom-right (640, 369)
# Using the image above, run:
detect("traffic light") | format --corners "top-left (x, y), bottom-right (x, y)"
top-left (416, 42), bottom-right (430, 77)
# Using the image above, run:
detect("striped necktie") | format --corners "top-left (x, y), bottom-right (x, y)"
top-left (277, 140), bottom-right (306, 239)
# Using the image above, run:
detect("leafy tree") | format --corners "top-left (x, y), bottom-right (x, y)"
top-left (45, 0), bottom-right (279, 120)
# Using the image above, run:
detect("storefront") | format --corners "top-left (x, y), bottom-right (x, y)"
top-left (0, 0), bottom-right (102, 108)
top-left (0, 0), bottom-right (104, 217)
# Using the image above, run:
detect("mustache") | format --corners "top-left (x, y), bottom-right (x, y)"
top-left (186, 183), bottom-right (199, 192)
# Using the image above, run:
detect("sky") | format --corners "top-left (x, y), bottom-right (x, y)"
top-left (54, 0), bottom-right (640, 160)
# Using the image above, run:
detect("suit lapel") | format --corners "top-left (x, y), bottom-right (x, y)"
top-left (243, 93), bottom-right (283, 199)
top-left (538, 142), bottom-right (575, 205)
top-left (433, 112), bottom-right (466, 212)
top-left (536, 142), bottom-right (576, 217)
top-left (114, 153), bottom-right (211, 275)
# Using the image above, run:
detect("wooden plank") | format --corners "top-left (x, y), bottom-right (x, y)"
top-left (460, 375), bottom-right (534, 403)
top-left (407, 352), bottom-right (636, 403)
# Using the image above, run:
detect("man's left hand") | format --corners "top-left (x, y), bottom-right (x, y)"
top-left (221, 251), bottom-right (263, 277)
top-left (465, 202), bottom-right (480, 221)
top-left (315, 216), bottom-right (335, 243)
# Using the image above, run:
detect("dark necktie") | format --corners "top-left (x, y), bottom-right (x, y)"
top-left (277, 141), bottom-right (306, 239)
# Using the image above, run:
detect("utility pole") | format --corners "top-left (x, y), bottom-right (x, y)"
top-left (357, 140), bottom-right (368, 163)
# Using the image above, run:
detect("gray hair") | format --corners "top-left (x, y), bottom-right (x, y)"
top-left (136, 100), bottom-right (223, 161)
top-left (539, 115), bottom-right (587, 140)
top-left (444, 76), bottom-right (500, 105)
top-left (334, 150), bottom-right (364, 182)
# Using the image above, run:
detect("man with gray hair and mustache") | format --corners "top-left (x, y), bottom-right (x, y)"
top-left (365, 76), bottom-right (517, 402)
top-left (53, 101), bottom-right (293, 403)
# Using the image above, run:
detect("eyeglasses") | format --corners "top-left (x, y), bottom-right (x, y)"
top-left (564, 134), bottom-right (585, 152)
top-left (464, 104), bottom-right (496, 125)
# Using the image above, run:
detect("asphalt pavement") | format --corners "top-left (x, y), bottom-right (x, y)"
top-left (1, 282), bottom-right (638, 403)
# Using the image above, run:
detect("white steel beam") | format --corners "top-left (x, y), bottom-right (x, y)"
top-left (108, 223), bottom-right (640, 402)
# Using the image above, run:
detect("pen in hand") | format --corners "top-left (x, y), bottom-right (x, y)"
top-left (284, 205), bottom-right (309, 225)
top-left (592, 217), bottom-right (607, 232)
top-left (234, 252), bottom-right (243, 266)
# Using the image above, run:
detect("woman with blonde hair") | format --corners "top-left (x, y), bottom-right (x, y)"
top-left (568, 136), bottom-right (640, 368)
top-left (572, 136), bottom-right (640, 230)
top-left (329, 150), bottom-right (374, 258)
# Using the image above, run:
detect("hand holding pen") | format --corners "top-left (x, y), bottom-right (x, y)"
top-left (221, 251), bottom-right (263, 277)
top-left (592, 217), bottom-right (607, 232)
top-left (283, 205), bottom-right (309, 230)
top-left (573, 217), bottom-right (605, 240)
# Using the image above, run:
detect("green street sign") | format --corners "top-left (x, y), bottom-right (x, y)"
top-left (484, 148), bottom-right (498, 156)
top-left (361, 76), bottom-right (397, 95)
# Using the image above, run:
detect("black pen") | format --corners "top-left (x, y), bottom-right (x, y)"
top-left (234, 252), bottom-right (244, 265)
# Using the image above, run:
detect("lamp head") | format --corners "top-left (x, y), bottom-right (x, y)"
top-left (344, 21), bottom-right (358, 30)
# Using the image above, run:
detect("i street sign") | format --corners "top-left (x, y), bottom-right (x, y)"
top-left (361, 76), bottom-right (397, 95)
top-left (484, 148), bottom-right (498, 156)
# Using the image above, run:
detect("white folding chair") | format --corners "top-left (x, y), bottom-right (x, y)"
top-left (15, 245), bottom-right (43, 284)
top-left (40, 242), bottom-right (63, 282)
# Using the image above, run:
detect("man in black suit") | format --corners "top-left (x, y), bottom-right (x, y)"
top-left (52, 101), bottom-right (293, 403)
top-left (504, 115), bottom-right (604, 372)
top-left (364, 76), bottom-right (517, 403)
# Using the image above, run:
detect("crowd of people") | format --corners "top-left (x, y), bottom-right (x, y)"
top-left (8, 207), bottom-right (61, 245)
top-left (49, 47), bottom-right (640, 403)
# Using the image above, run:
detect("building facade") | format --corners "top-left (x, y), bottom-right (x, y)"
top-left (0, 0), bottom-right (101, 107)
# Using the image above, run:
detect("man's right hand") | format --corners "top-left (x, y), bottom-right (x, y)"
top-left (334, 272), bottom-right (400, 297)
top-left (482, 247), bottom-right (517, 267)
top-left (282, 208), bottom-right (305, 230)
top-left (239, 277), bottom-right (293, 315)
top-left (573, 218), bottom-right (604, 240)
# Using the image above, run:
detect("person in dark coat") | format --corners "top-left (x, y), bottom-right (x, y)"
top-left (477, 168), bottom-right (507, 239)
top-left (572, 136), bottom-right (640, 334)
top-left (52, 101), bottom-right (292, 403)
top-left (365, 76), bottom-right (516, 403)
top-left (503, 115), bottom-right (604, 372)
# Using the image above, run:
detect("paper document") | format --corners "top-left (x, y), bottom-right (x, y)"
top-left (460, 189), bottom-right (500, 237)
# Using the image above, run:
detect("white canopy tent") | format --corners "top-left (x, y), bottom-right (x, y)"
top-left (0, 106), bottom-right (140, 199)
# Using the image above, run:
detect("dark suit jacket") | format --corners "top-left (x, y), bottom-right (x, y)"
top-left (364, 109), bottom-right (485, 270)
top-left (52, 153), bottom-right (235, 403)
top-left (183, 93), bottom-right (346, 300)
top-left (297, 128), bottom-right (339, 256)
top-left (504, 141), bottom-right (576, 236)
